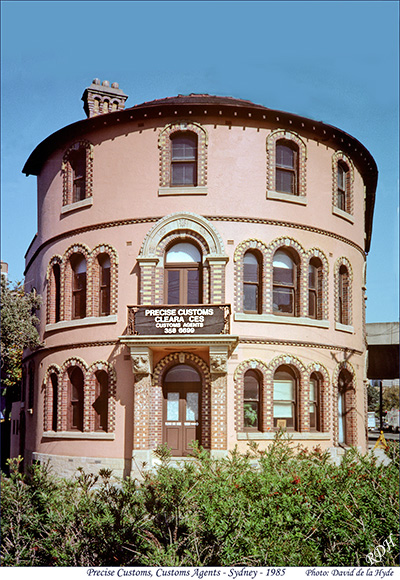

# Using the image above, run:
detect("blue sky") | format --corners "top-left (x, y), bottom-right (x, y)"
top-left (1, 1), bottom-right (399, 323)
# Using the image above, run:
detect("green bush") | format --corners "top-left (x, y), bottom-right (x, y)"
top-left (1, 435), bottom-right (399, 567)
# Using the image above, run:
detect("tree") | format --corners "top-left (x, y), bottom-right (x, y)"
top-left (383, 384), bottom-right (400, 412)
top-left (1, 277), bottom-right (42, 418)
top-left (367, 383), bottom-right (380, 412)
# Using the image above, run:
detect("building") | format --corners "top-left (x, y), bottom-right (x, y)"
top-left (11, 79), bottom-right (378, 477)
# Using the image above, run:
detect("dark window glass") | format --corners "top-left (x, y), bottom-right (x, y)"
top-left (167, 270), bottom-right (180, 304)
top-left (243, 252), bottom-right (261, 313)
top-left (51, 374), bottom-right (58, 431)
top-left (273, 250), bottom-right (296, 315)
top-left (309, 374), bottom-right (320, 431)
top-left (337, 162), bottom-right (348, 211)
top-left (308, 263), bottom-right (317, 319)
top-left (243, 370), bottom-right (260, 430)
top-left (165, 243), bottom-right (202, 305)
top-left (99, 255), bottom-right (111, 316)
top-left (171, 133), bottom-right (197, 186)
top-left (276, 142), bottom-right (298, 194)
top-left (53, 264), bottom-right (61, 322)
top-left (187, 270), bottom-right (200, 304)
top-left (93, 371), bottom-right (108, 432)
top-left (70, 149), bottom-right (86, 203)
top-left (338, 265), bottom-right (349, 325)
top-left (69, 367), bottom-right (83, 431)
top-left (71, 255), bottom-right (86, 319)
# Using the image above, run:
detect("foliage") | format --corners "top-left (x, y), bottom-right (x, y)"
top-left (1, 277), bottom-right (42, 415)
top-left (383, 385), bottom-right (400, 413)
top-left (1, 435), bottom-right (399, 567)
top-left (367, 383), bottom-right (380, 413)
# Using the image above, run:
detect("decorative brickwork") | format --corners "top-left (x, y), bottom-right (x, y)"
top-left (332, 362), bottom-right (357, 447)
top-left (332, 151), bottom-right (354, 215)
top-left (158, 122), bottom-right (208, 187)
top-left (306, 362), bottom-right (331, 433)
top-left (138, 212), bottom-right (227, 305)
top-left (334, 257), bottom-right (353, 325)
top-left (46, 255), bottom-right (62, 324)
top-left (47, 243), bottom-right (118, 323)
top-left (152, 353), bottom-right (212, 450)
top-left (47, 357), bottom-right (116, 434)
top-left (62, 140), bottom-right (94, 206)
top-left (234, 359), bottom-right (269, 432)
top-left (266, 129), bottom-right (307, 197)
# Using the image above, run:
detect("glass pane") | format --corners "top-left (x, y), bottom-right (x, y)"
top-left (186, 392), bottom-right (199, 421)
top-left (244, 373), bottom-right (259, 401)
top-left (308, 290), bottom-right (316, 318)
top-left (167, 270), bottom-right (180, 304)
top-left (337, 190), bottom-right (345, 210)
top-left (165, 365), bottom-right (201, 383)
top-left (243, 253), bottom-right (259, 282)
top-left (244, 402), bottom-right (259, 428)
top-left (167, 392), bottom-right (179, 421)
top-left (273, 287), bottom-right (294, 314)
top-left (273, 252), bottom-right (294, 285)
top-left (337, 165), bottom-right (345, 189)
top-left (308, 264), bottom-right (316, 288)
top-left (274, 379), bottom-right (293, 401)
top-left (187, 270), bottom-right (200, 304)
top-left (309, 380), bottom-right (316, 402)
top-left (166, 243), bottom-right (201, 264)
top-left (172, 162), bottom-right (196, 185)
top-left (172, 135), bottom-right (197, 159)
top-left (310, 408), bottom-right (316, 429)
top-left (276, 144), bottom-right (295, 168)
top-left (276, 169), bottom-right (294, 193)
top-left (244, 284), bottom-right (258, 312)
top-left (273, 402), bottom-right (293, 418)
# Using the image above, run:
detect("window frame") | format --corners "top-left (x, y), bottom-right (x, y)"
top-left (170, 132), bottom-right (198, 187)
top-left (273, 366), bottom-right (298, 431)
top-left (272, 249), bottom-right (298, 317)
top-left (67, 367), bottom-right (84, 432)
top-left (243, 251), bottom-right (262, 314)
top-left (243, 369), bottom-right (262, 431)
top-left (164, 242), bottom-right (203, 305)
top-left (275, 140), bottom-right (299, 195)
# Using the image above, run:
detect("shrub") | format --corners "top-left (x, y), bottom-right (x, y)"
top-left (1, 435), bottom-right (399, 567)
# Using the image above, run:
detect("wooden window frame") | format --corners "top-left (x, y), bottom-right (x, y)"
top-left (275, 140), bottom-right (299, 195)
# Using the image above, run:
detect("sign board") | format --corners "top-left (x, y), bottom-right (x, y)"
top-left (133, 306), bottom-right (227, 336)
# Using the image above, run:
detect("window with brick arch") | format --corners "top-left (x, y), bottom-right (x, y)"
top-left (70, 254), bottom-right (87, 319)
top-left (308, 257), bottom-right (323, 320)
top-left (93, 370), bottom-right (108, 432)
top-left (243, 369), bottom-right (262, 431)
top-left (338, 369), bottom-right (352, 445)
top-left (67, 367), bottom-right (84, 431)
top-left (50, 373), bottom-right (58, 431)
top-left (243, 251), bottom-right (262, 314)
top-left (52, 263), bottom-right (61, 323)
top-left (68, 147), bottom-right (87, 203)
top-left (273, 366), bottom-right (298, 431)
top-left (337, 160), bottom-right (349, 212)
top-left (276, 140), bottom-right (299, 195)
top-left (309, 372), bottom-right (321, 432)
top-left (165, 242), bottom-right (202, 305)
top-left (171, 132), bottom-right (198, 186)
top-left (98, 254), bottom-right (111, 316)
top-left (338, 264), bottom-right (350, 325)
top-left (273, 249), bottom-right (299, 316)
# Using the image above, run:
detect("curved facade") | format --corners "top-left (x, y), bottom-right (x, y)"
top-left (13, 81), bottom-right (378, 477)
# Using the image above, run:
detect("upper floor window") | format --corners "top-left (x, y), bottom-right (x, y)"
top-left (98, 254), bottom-right (111, 316)
top-left (337, 161), bottom-right (349, 212)
top-left (165, 242), bottom-right (202, 305)
top-left (243, 251), bottom-right (262, 314)
top-left (273, 249), bottom-right (299, 316)
top-left (62, 141), bottom-right (93, 207)
top-left (93, 370), bottom-right (108, 432)
top-left (243, 370), bottom-right (261, 430)
top-left (71, 254), bottom-right (87, 319)
top-left (171, 132), bottom-right (198, 187)
top-left (309, 373), bottom-right (320, 431)
top-left (276, 141), bottom-right (298, 195)
top-left (332, 152), bottom-right (354, 217)
top-left (50, 373), bottom-right (58, 432)
top-left (308, 258), bottom-right (322, 320)
top-left (338, 264), bottom-right (350, 325)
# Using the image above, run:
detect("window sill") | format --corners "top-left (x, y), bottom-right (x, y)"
top-left (237, 432), bottom-right (331, 440)
top-left (332, 206), bottom-right (354, 224)
top-left (43, 431), bottom-right (115, 440)
top-left (158, 186), bottom-right (208, 196)
top-left (335, 322), bottom-right (354, 334)
top-left (234, 313), bottom-right (330, 328)
top-left (45, 314), bottom-right (117, 332)
top-left (61, 197), bottom-right (93, 215)
top-left (267, 190), bottom-right (307, 205)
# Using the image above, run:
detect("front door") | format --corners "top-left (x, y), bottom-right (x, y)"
top-left (163, 364), bottom-right (201, 456)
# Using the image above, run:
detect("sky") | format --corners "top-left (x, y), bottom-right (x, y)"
top-left (1, 0), bottom-right (399, 323)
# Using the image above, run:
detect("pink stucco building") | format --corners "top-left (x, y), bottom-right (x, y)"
top-left (11, 79), bottom-right (378, 477)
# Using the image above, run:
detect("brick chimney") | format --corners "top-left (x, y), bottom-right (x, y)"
top-left (82, 79), bottom-right (128, 118)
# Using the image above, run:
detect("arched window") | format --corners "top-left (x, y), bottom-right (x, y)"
top-left (93, 370), bottom-right (108, 432)
top-left (273, 366), bottom-right (297, 430)
top-left (337, 160), bottom-right (349, 212)
top-left (243, 370), bottom-right (261, 430)
top-left (165, 242), bottom-right (202, 304)
top-left (98, 254), bottom-right (111, 316)
top-left (338, 369), bottom-right (352, 445)
top-left (276, 140), bottom-right (298, 195)
top-left (243, 251), bottom-right (262, 314)
top-left (273, 249), bottom-right (298, 316)
top-left (309, 373), bottom-right (320, 431)
top-left (338, 264), bottom-right (349, 325)
top-left (68, 367), bottom-right (84, 431)
top-left (171, 132), bottom-right (198, 186)
top-left (50, 373), bottom-right (58, 431)
top-left (68, 147), bottom-right (86, 203)
top-left (308, 258), bottom-right (322, 319)
top-left (71, 254), bottom-right (87, 319)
